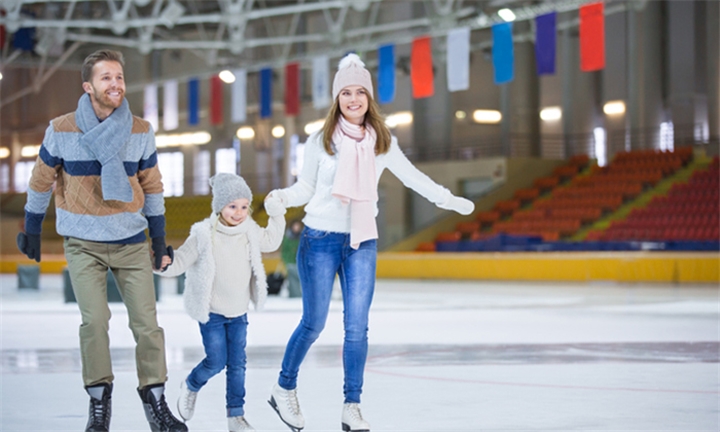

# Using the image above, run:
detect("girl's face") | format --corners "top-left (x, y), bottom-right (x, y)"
top-left (338, 85), bottom-right (368, 125)
top-left (220, 198), bottom-right (250, 226)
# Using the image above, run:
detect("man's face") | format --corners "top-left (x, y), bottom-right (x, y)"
top-left (82, 60), bottom-right (125, 117)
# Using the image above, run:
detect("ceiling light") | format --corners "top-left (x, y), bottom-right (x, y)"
top-left (304, 120), bottom-right (325, 135)
top-left (236, 126), bottom-right (255, 140)
top-left (603, 101), bottom-right (626, 115)
top-left (540, 107), bottom-right (562, 121)
top-left (473, 110), bottom-right (502, 124)
top-left (156, 132), bottom-right (211, 147)
top-left (498, 8), bottom-right (516, 22)
top-left (21, 145), bottom-right (41, 158)
top-left (385, 112), bottom-right (413, 128)
top-left (219, 70), bottom-right (236, 84)
top-left (0, 72), bottom-right (3, 80)
top-left (455, 110), bottom-right (467, 120)
top-left (159, 0), bottom-right (186, 29)
top-left (272, 125), bottom-right (286, 138)
top-left (0, 148), bottom-right (9, 159)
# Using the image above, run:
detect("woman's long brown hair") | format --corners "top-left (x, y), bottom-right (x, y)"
top-left (321, 91), bottom-right (391, 156)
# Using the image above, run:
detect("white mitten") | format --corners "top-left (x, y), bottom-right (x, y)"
top-left (438, 195), bottom-right (475, 215)
top-left (268, 189), bottom-right (289, 207)
top-left (264, 195), bottom-right (286, 217)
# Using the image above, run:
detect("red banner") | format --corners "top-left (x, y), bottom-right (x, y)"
top-left (411, 36), bottom-right (434, 99)
top-left (579, 2), bottom-right (605, 72)
top-left (209, 75), bottom-right (224, 125)
top-left (285, 62), bottom-right (300, 116)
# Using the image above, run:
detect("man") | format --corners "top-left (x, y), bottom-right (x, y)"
top-left (17, 49), bottom-right (187, 432)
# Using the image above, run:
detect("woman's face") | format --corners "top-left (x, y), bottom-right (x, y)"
top-left (338, 85), bottom-right (369, 125)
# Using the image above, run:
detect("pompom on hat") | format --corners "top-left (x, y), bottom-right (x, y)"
top-left (332, 53), bottom-right (374, 100)
top-left (209, 173), bottom-right (253, 213)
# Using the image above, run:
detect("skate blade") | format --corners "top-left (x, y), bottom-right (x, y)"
top-left (268, 397), bottom-right (303, 432)
top-left (341, 423), bottom-right (370, 432)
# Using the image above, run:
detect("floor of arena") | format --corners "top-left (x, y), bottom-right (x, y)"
top-left (1, 273), bottom-right (717, 431)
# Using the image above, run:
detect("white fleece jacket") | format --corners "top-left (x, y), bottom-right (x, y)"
top-left (275, 131), bottom-right (454, 233)
top-left (158, 211), bottom-right (285, 323)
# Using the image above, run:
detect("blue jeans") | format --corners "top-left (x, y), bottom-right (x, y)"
top-left (278, 227), bottom-right (377, 403)
top-left (186, 313), bottom-right (248, 417)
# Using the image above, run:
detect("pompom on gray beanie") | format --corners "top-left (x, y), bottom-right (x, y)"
top-left (209, 173), bottom-right (253, 213)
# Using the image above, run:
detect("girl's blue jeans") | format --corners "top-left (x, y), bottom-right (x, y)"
top-left (186, 313), bottom-right (248, 417)
top-left (278, 227), bottom-right (377, 403)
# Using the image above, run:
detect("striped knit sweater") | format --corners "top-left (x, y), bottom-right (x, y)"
top-left (24, 112), bottom-right (165, 243)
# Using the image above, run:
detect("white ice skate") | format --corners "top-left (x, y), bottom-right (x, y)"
top-left (268, 383), bottom-right (305, 431)
top-left (177, 381), bottom-right (197, 421)
top-left (341, 403), bottom-right (370, 432)
top-left (228, 416), bottom-right (256, 432)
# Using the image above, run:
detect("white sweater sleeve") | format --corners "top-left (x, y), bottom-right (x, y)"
top-left (258, 214), bottom-right (286, 253)
top-left (156, 234), bottom-right (199, 277)
top-left (276, 133), bottom-right (321, 208)
top-left (385, 139), bottom-right (452, 205)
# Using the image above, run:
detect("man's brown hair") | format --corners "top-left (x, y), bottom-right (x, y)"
top-left (81, 50), bottom-right (125, 83)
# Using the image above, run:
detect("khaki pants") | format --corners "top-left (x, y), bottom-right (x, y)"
top-left (64, 237), bottom-right (167, 388)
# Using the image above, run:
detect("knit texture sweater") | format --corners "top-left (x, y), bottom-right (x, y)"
top-left (159, 213), bottom-right (285, 323)
top-left (24, 111), bottom-right (165, 243)
top-left (276, 131), bottom-right (453, 233)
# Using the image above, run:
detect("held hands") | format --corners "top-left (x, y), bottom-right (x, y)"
top-left (151, 237), bottom-right (174, 272)
top-left (264, 193), bottom-right (287, 217)
top-left (17, 232), bottom-right (41, 262)
top-left (438, 195), bottom-right (475, 216)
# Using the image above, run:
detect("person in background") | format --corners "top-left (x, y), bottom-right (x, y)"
top-left (265, 53), bottom-right (474, 432)
top-left (281, 220), bottom-right (304, 298)
top-left (16, 49), bottom-right (185, 432)
top-left (157, 173), bottom-right (286, 432)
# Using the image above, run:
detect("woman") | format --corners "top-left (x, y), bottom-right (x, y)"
top-left (266, 53), bottom-right (474, 432)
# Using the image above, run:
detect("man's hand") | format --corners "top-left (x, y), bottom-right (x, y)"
top-left (17, 232), bottom-right (41, 262)
top-left (151, 237), bottom-right (173, 271)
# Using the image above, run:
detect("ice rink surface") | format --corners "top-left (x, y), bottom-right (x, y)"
top-left (1, 273), bottom-right (718, 431)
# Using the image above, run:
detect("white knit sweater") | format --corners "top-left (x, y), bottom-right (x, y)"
top-left (158, 212), bottom-right (284, 323)
top-left (275, 132), bottom-right (453, 233)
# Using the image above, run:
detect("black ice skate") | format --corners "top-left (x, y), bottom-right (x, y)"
top-left (85, 383), bottom-right (112, 432)
top-left (138, 384), bottom-right (188, 432)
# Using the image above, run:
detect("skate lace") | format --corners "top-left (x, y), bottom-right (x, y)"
top-left (346, 403), bottom-right (363, 421)
top-left (152, 394), bottom-right (184, 427)
top-left (285, 388), bottom-right (301, 416)
top-left (181, 390), bottom-right (197, 413)
top-left (89, 397), bottom-right (110, 427)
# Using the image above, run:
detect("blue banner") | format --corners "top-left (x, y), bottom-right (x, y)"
top-left (492, 22), bottom-right (514, 84)
top-left (187, 78), bottom-right (199, 126)
top-left (535, 12), bottom-right (557, 75)
top-left (378, 44), bottom-right (395, 104)
top-left (260, 68), bottom-right (273, 119)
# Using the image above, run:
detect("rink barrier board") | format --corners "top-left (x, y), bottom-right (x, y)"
top-left (2, 252), bottom-right (718, 283)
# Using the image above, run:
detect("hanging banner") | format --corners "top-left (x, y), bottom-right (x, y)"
top-left (163, 80), bottom-right (179, 131)
top-left (492, 22), bottom-right (514, 84)
top-left (535, 12), bottom-right (557, 75)
top-left (312, 56), bottom-right (331, 109)
top-left (285, 62), bottom-right (300, 116)
top-left (411, 36), bottom-right (434, 99)
top-left (210, 75), bottom-right (223, 125)
top-left (260, 68), bottom-right (273, 119)
top-left (188, 78), bottom-right (199, 126)
top-left (143, 84), bottom-right (159, 132)
top-left (446, 27), bottom-right (470, 92)
top-left (579, 2), bottom-right (605, 72)
top-left (231, 68), bottom-right (247, 124)
top-left (378, 44), bottom-right (396, 104)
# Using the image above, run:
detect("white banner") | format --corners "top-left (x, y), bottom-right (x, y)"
top-left (163, 80), bottom-right (179, 131)
top-left (143, 84), bottom-right (159, 132)
top-left (447, 27), bottom-right (471, 92)
top-left (312, 55), bottom-right (331, 109)
top-left (231, 69), bottom-right (247, 124)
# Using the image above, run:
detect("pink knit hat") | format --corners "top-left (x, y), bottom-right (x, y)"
top-left (332, 53), bottom-right (374, 100)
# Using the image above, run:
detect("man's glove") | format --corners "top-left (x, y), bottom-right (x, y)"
top-left (17, 232), bottom-right (41, 262)
top-left (151, 237), bottom-right (173, 272)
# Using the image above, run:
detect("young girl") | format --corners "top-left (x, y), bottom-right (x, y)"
top-left (266, 54), bottom-right (474, 432)
top-left (157, 173), bottom-right (286, 432)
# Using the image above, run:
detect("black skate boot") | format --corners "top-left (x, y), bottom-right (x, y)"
top-left (138, 383), bottom-right (188, 432)
top-left (85, 383), bottom-right (112, 432)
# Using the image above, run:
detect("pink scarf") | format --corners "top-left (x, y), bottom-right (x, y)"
top-left (331, 116), bottom-right (378, 249)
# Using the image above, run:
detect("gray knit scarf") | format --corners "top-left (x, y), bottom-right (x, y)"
top-left (75, 93), bottom-right (134, 202)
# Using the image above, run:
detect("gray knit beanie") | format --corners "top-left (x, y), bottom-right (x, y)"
top-left (209, 173), bottom-right (253, 213)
